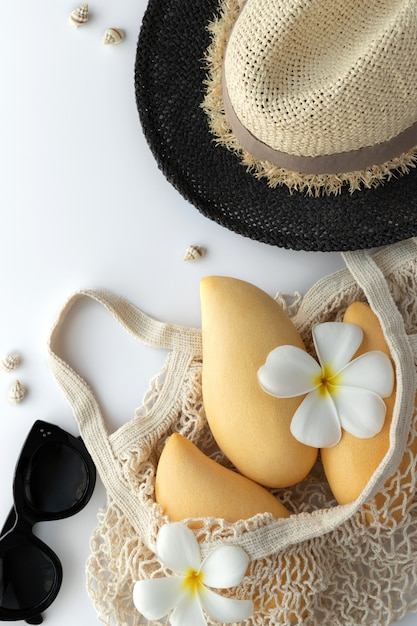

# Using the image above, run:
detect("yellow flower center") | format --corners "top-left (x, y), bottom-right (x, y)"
top-left (314, 364), bottom-right (341, 397)
top-left (183, 569), bottom-right (204, 596)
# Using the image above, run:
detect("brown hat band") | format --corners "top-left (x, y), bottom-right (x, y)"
top-left (222, 69), bottom-right (417, 176)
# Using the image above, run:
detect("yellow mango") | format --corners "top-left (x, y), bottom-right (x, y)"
top-left (155, 433), bottom-right (290, 522)
top-left (200, 276), bottom-right (317, 488)
top-left (321, 301), bottom-right (397, 505)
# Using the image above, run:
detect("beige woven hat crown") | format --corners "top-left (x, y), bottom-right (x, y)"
top-left (204, 0), bottom-right (417, 195)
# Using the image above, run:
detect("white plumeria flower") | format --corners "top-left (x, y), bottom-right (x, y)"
top-left (133, 523), bottom-right (253, 626)
top-left (258, 322), bottom-right (394, 448)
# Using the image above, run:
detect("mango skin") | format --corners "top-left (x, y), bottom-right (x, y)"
top-left (200, 276), bottom-right (318, 488)
top-left (321, 301), bottom-right (396, 505)
top-left (155, 434), bottom-right (290, 522)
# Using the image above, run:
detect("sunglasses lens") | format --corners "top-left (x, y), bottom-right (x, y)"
top-left (25, 441), bottom-right (89, 514)
top-left (0, 538), bottom-right (59, 612)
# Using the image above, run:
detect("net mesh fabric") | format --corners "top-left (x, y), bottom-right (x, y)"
top-left (85, 258), bottom-right (417, 626)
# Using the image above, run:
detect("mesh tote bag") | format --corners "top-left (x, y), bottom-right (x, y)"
top-left (47, 239), bottom-right (417, 626)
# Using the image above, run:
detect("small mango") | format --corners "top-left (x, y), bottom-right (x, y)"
top-left (155, 433), bottom-right (290, 523)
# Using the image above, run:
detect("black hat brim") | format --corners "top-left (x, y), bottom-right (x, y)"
top-left (134, 0), bottom-right (417, 252)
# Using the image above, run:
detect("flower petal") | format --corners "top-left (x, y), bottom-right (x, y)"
top-left (171, 595), bottom-right (207, 626)
top-left (199, 587), bottom-right (253, 623)
top-left (313, 322), bottom-right (363, 374)
top-left (157, 523), bottom-right (201, 574)
top-left (133, 577), bottom-right (184, 620)
top-left (201, 546), bottom-right (249, 589)
top-left (290, 388), bottom-right (341, 448)
top-left (258, 345), bottom-right (321, 398)
top-left (331, 386), bottom-right (387, 438)
top-left (337, 351), bottom-right (394, 397)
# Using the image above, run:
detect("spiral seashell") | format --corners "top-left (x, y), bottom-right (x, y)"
top-left (102, 28), bottom-right (124, 45)
top-left (1, 353), bottom-right (20, 371)
top-left (183, 245), bottom-right (206, 261)
top-left (69, 4), bottom-right (89, 27)
top-left (8, 380), bottom-right (26, 404)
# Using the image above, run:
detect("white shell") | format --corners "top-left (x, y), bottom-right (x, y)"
top-left (69, 4), bottom-right (89, 27)
top-left (102, 28), bottom-right (124, 45)
top-left (183, 245), bottom-right (206, 261)
top-left (1, 354), bottom-right (20, 371)
top-left (8, 380), bottom-right (26, 404)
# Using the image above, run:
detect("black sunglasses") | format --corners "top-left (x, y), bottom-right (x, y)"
top-left (0, 420), bottom-right (96, 624)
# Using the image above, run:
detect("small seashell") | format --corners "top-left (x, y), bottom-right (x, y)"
top-left (8, 380), bottom-right (26, 404)
top-left (1, 353), bottom-right (20, 371)
top-left (102, 28), bottom-right (124, 46)
top-left (183, 245), bottom-right (206, 261)
top-left (69, 4), bottom-right (89, 27)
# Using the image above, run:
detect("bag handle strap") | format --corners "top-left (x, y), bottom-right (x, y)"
top-left (48, 288), bottom-right (202, 352)
top-left (341, 245), bottom-right (417, 492)
top-left (47, 288), bottom-right (202, 538)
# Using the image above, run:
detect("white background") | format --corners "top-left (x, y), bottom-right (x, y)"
top-left (0, 0), bottom-right (415, 624)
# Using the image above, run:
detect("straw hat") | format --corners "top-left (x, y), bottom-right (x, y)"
top-left (135, 0), bottom-right (417, 251)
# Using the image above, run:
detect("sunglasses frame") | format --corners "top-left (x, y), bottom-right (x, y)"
top-left (0, 420), bottom-right (96, 624)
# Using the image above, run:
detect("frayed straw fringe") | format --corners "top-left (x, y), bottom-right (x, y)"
top-left (201, 0), bottom-right (417, 197)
